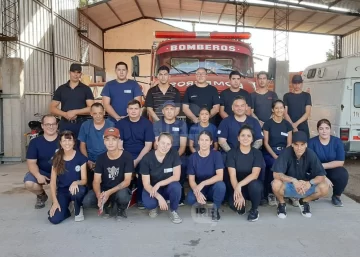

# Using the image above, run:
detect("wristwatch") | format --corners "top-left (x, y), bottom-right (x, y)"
top-left (309, 179), bottom-right (315, 186)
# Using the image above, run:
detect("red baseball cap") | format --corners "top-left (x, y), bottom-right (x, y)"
top-left (104, 127), bottom-right (120, 138)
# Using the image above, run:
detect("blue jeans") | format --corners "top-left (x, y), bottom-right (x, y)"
top-left (283, 182), bottom-right (316, 198)
top-left (142, 182), bottom-right (182, 211)
top-left (186, 181), bottom-right (226, 208)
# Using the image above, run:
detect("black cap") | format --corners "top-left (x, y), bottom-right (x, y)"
top-left (292, 131), bottom-right (308, 143)
top-left (162, 100), bottom-right (176, 109)
top-left (70, 63), bottom-right (82, 72)
top-left (292, 75), bottom-right (303, 84)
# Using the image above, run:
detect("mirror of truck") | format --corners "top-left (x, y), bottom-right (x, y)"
top-left (268, 57), bottom-right (276, 80)
top-left (131, 55), bottom-right (140, 77)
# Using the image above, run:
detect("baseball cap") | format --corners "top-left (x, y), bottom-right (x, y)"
top-left (292, 75), bottom-right (303, 84)
top-left (292, 131), bottom-right (308, 143)
top-left (162, 100), bottom-right (176, 109)
top-left (70, 63), bottom-right (82, 72)
top-left (104, 127), bottom-right (120, 138)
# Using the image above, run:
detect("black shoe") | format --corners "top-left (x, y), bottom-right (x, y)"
top-left (211, 208), bottom-right (220, 221)
top-left (277, 203), bottom-right (287, 219)
top-left (299, 199), bottom-right (312, 218)
top-left (332, 195), bottom-right (343, 207)
top-left (196, 207), bottom-right (207, 215)
top-left (247, 209), bottom-right (259, 222)
top-left (237, 206), bottom-right (246, 215)
top-left (259, 198), bottom-right (268, 206)
top-left (103, 204), bottom-right (111, 219)
top-left (116, 208), bottom-right (127, 221)
top-left (35, 192), bottom-right (48, 209)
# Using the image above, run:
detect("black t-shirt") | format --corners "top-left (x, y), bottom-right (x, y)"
top-left (183, 84), bottom-right (220, 123)
top-left (52, 81), bottom-right (94, 113)
top-left (220, 88), bottom-right (252, 116)
top-left (140, 148), bottom-right (182, 186)
top-left (263, 119), bottom-right (293, 148)
top-left (95, 151), bottom-right (134, 191)
top-left (283, 92), bottom-right (311, 127)
top-left (251, 91), bottom-right (278, 122)
top-left (271, 147), bottom-right (326, 181)
top-left (226, 147), bottom-right (263, 181)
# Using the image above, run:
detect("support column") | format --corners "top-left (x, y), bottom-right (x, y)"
top-left (235, 0), bottom-right (248, 32)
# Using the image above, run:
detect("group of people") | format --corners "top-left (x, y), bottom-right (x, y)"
top-left (23, 62), bottom-right (349, 225)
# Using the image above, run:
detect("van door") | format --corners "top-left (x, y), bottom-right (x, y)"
top-left (350, 80), bottom-right (360, 152)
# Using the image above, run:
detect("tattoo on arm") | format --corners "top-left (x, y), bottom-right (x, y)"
top-left (278, 173), bottom-right (295, 183)
top-left (219, 141), bottom-right (231, 152)
top-left (253, 139), bottom-right (263, 149)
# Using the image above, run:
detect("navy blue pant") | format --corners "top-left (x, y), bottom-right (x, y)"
top-left (228, 180), bottom-right (263, 211)
top-left (48, 186), bottom-right (87, 225)
top-left (180, 155), bottom-right (188, 202)
top-left (142, 181), bottom-right (182, 211)
top-left (186, 181), bottom-right (226, 208)
top-left (135, 165), bottom-right (143, 203)
top-left (326, 167), bottom-right (349, 196)
top-left (263, 152), bottom-right (276, 197)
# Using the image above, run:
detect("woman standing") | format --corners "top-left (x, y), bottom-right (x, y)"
top-left (48, 131), bottom-right (88, 224)
top-left (308, 119), bottom-right (349, 207)
top-left (226, 125), bottom-right (264, 222)
top-left (186, 131), bottom-right (226, 221)
top-left (262, 99), bottom-right (293, 206)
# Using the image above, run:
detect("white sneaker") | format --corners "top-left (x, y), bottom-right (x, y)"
top-left (169, 210), bottom-right (182, 224)
top-left (268, 194), bottom-right (277, 206)
top-left (289, 197), bottom-right (300, 207)
top-left (75, 206), bottom-right (85, 222)
top-left (149, 208), bottom-right (158, 218)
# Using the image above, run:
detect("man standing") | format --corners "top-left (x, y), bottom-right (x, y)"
top-left (251, 71), bottom-right (278, 127)
top-left (272, 131), bottom-right (329, 219)
top-left (115, 99), bottom-right (154, 208)
top-left (78, 103), bottom-right (114, 193)
top-left (49, 63), bottom-right (94, 138)
top-left (145, 66), bottom-right (181, 122)
top-left (183, 67), bottom-right (220, 126)
top-left (92, 127), bottom-right (134, 220)
top-left (102, 62), bottom-right (143, 122)
top-left (24, 115), bottom-right (59, 209)
top-left (284, 75), bottom-right (312, 138)
top-left (153, 100), bottom-right (187, 204)
top-left (219, 70), bottom-right (252, 119)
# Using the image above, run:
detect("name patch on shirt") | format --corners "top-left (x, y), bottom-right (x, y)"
top-left (164, 168), bottom-right (173, 173)
top-left (190, 95), bottom-right (197, 98)
top-left (172, 127), bottom-right (180, 132)
top-left (281, 132), bottom-right (288, 136)
top-left (217, 130), bottom-right (221, 134)
top-left (124, 90), bottom-right (132, 93)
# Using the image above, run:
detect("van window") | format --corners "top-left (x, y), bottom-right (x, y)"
top-left (354, 83), bottom-right (360, 108)
top-left (307, 68), bottom-right (316, 79)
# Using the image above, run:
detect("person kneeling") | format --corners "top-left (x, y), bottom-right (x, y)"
top-left (48, 131), bottom-right (88, 224)
top-left (93, 128), bottom-right (133, 221)
top-left (186, 131), bottom-right (225, 222)
top-left (272, 131), bottom-right (329, 219)
top-left (140, 133), bottom-right (182, 224)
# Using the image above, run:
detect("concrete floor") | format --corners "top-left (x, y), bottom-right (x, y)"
top-left (1, 163), bottom-right (360, 257)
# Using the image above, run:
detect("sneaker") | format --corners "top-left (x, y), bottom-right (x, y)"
top-left (260, 198), bottom-right (268, 206)
top-left (277, 203), bottom-right (287, 219)
top-left (75, 206), bottom-right (85, 222)
top-left (289, 197), bottom-right (300, 207)
top-left (196, 206), bottom-right (207, 215)
top-left (169, 210), bottom-right (182, 224)
top-left (149, 208), bottom-right (158, 218)
top-left (237, 206), bottom-right (246, 215)
top-left (211, 208), bottom-right (220, 222)
top-left (268, 193), bottom-right (277, 206)
top-left (137, 201), bottom-right (145, 210)
top-left (299, 199), bottom-right (312, 218)
top-left (103, 205), bottom-right (111, 219)
top-left (35, 192), bottom-right (48, 209)
top-left (332, 195), bottom-right (343, 207)
top-left (116, 208), bottom-right (127, 221)
top-left (178, 200), bottom-right (185, 207)
top-left (247, 209), bottom-right (259, 222)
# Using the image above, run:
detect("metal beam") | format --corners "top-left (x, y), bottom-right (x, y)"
top-left (199, 0), bottom-right (204, 23)
top-left (103, 17), bottom-right (145, 31)
top-left (78, 34), bottom-right (104, 51)
top-left (290, 12), bottom-right (316, 31)
top-left (157, 0), bottom-right (163, 19)
top-left (78, 9), bottom-right (103, 31)
top-left (254, 7), bottom-right (272, 27)
top-left (106, 2), bottom-right (123, 23)
top-left (104, 49), bottom-right (151, 53)
top-left (326, 17), bottom-right (359, 34)
top-left (217, 3), bottom-right (227, 25)
top-left (0, 36), bottom-right (17, 41)
top-left (328, 0), bottom-right (343, 9)
top-left (134, 0), bottom-right (145, 18)
top-left (308, 14), bottom-right (339, 32)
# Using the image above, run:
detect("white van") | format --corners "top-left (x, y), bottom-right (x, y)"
top-left (302, 57), bottom-right (360, 155)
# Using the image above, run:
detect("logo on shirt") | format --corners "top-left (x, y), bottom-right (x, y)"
top-left (281, 132), bottom-right (288, 136)
top-left (107, 166), bottom-right (120, 180)
top-left (164, 168), bottom-right (173, 173)
top-left (190, 95), bottom-right (197, 98)
top-left (124, 90), bottom-right (132, 94)
top-left (75, 165), bottom-right (81, 172)
top-left (172, 127), bottom-right (180, 132)
top-left (217, 130), bottom-right (221, 134)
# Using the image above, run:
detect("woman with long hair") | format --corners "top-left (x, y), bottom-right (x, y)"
top-left (48, 131), bottom-right (88, 224)
top-left (262, 99), bottom-right (293, 206)
top-left (186, 130), bottom-right (226, 221)
top-left (308, 119), bottom-right (349, 207)
top-left (226, 125), bottom-right (264, 222)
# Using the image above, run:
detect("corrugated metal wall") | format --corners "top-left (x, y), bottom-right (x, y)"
top-left (342, 31), bottom-right (360, 57)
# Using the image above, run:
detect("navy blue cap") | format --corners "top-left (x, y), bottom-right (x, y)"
top-left (70, 63), bottom-right (82, 72)
top-left (162, 100), bottom-right (176, 109)
top-left (292, 75), bottom-right (303, 83)
top-left (292, 131), bottom-right (308, 143)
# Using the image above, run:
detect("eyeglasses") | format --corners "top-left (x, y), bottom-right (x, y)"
top-left (43, 123), bottom-right (57, 128)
